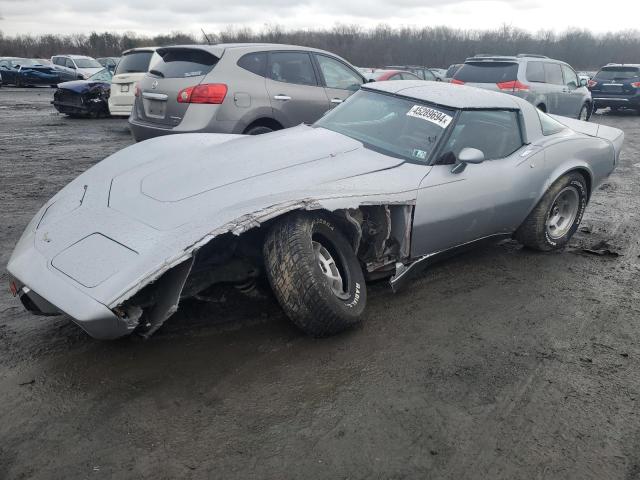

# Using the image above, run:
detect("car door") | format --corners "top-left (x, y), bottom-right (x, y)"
top-left (313, 53), bottom-right (365, 109)
top-left (561, 64), bottom-right (584, 117)
top-left (411, 109), bottom-right (539, 257)
top-left (265, 51), bottom-right (330, 127)
top-left (542, 62), bottom-right (566, 115)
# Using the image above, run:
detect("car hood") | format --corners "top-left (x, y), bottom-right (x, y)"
top-left (58, 80), bottom-right (110, 93)
top-left (11, 125), bottom-right (424, 307)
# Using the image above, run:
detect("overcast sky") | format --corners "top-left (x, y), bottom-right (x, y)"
top-left (0, 0), bottom-right (634, 36)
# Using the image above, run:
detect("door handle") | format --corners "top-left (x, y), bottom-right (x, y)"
top-left (273, 95), bottom-right (291, 101)
top-left (330, 98), bottom-right (343, 104)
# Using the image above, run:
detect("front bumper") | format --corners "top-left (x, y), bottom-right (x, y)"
top-left (8, 248), bottom-right (137, 340)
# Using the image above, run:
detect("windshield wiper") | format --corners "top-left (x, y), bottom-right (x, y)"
top-left (149, 69), bottom-right (165, 78)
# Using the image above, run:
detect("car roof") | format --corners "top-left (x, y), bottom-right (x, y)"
top-left (363, 80), bottom-right (524, 110)
top-left (52, 54), bottom-right (95, 59)
top-left (156, 43), bottom-right (352, 61)
top-left (601, 63), bottom-right (640, 68)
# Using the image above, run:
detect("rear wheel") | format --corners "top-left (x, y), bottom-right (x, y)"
top-left (578, 103), bottom-right (590, 121)
top-left (515, 172), bottom-right (588, 251)
top-left (245, 125), bottom-right (274, 135)
top-left (263, 213), bottom-right (366, 337)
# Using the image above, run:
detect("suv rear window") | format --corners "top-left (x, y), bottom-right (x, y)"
top-left (149, 48), bottom-right (218, 79)
top-left (115, 51), bottom-right (154, 75)
top-left (454, 62), bottom-right (518, 83)
top-left (595, 67), bottom-right (640, 80)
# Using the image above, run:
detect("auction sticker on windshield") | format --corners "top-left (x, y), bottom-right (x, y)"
top-left (406, 105), bottom-right (453, 128)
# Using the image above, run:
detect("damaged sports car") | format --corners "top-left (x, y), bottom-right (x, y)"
top-left (7, 82), bottom-right (624, 340)
top-left (52, 68), bottom-right (113, 117)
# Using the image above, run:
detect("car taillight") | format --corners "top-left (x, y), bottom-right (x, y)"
top-left (496, 80), bottom-right (529, 92)
top-left (631, 82), bottom-right (640, 88)
top-left (587, 80), bottom-right (598, 88)
top-left (451, 79), bottom-right (465, 85)
top-left (177, 83), bottom-right (227, 104)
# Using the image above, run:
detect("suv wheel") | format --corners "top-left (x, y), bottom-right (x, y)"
top-left (578, 103), bottom-right (590, 121)
top-left (245, 125), bottom-right (273, 135)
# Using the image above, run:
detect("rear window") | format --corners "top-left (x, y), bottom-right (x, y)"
top-left (149, 48), bottom-right (218, 79)
top-left (446, 64), bottom-right (461, 77)
top-left (595, 67), bottom-right (640, 80)
top-left (74, 58), bottom-right (102, 68)
top-left (454, 62), bottom-right (518, 83)
top-left (115, 51), bottom-right (154, 75)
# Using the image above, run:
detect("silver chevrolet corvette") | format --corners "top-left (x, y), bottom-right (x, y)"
top-left (7, 82), bottom-right (624, 340)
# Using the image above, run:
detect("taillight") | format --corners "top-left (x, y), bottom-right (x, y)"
top-left (177, 83), bottom-right (227, 104)
top-left (588, 80), bottom-right (598, 88)
top-left (631, 82), bottom-right (640, 89)
top-left (496, 80), bottom-right (529, 92)
top-left (451, 79), bottom-right (465, 85)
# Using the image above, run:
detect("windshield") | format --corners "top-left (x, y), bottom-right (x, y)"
top-left (88, 68), bottom-right (112, 82)
top-left (115, 51), bottom-right (153, 75)
top-left (74, 58), bottom-right (102, 68)
top-left (314, 89), bottom-right (455, 163)
top-left (595, 67), bottom-right (640, 80)
top-left (454, 62), bottom-right (518, 83)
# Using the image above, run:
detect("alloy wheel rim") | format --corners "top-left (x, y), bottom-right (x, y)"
top-left (313, 240), bottom-right (347, 298)
top-left (546, 186), bottom-right (580, 240)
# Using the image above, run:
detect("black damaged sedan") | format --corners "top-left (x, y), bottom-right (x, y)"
top-left (52, 68), bottom-right (113, 117)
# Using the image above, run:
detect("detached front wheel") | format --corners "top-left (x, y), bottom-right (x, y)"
top-left (515, 172), bottom-right (588, 251)
top-left (264, 213), bottom-right (366, 337)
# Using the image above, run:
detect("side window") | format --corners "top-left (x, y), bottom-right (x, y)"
top-left (423, 70), bottom-right (436, 81)
top-left (268, 52), bottom-right (317, 86)
top-left (561, 65), bottom-right (578, 88)
top-left (526, 61), bottom-right (545, 83)
top-left (0, 60), bottom-right (8, 69)
top-left (315, 55), bottom-right (363, 91)
top-left (389, 73), bottom-right (402, 80)
top-left (65, 58), bottom-right (76, 69)
top-left (537, 109), bottom-right (566, 136)
top-left (544, 63), bottom-right (563, 85)
top-left (441, 110), bottom-right (523, 160)
top-left (237, 52), bottom-right (267, 77)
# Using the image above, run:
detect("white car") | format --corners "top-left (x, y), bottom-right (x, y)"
top-left (51, 55), bottom-right (103, 80)
top-left (108, 48), bottom-right (158, 117)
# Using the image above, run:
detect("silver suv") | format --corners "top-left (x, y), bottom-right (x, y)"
top-left (129, 43), bottom-right (366, 141)
top-left (452, 54), bottom-right (592, 120)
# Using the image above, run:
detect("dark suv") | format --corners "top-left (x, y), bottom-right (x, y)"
top-left (452, 54), bottom-right (592, 120)
top-left (589, 64), bottom-right (640, 114)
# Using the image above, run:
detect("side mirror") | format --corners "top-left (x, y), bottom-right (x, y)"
top-left (451, 147), bottom-right (485, 174)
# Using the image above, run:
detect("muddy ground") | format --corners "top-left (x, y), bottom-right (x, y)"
top-left (0, 86), bottom-right (639, 479)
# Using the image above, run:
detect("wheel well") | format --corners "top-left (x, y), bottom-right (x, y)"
top-left (536, 103), bottom-right (547, 113)
top-left (242, 117), bottom-right (283, 134)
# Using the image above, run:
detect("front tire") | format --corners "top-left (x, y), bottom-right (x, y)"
top-left (515, 172), bottom-right (588, 251)
top-left (263, 213), bottom-right (366, 337)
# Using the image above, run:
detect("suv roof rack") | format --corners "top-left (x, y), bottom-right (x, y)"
top-left (517, 54), bottom-right (549, 59)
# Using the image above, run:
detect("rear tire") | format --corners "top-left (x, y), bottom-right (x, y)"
top-left (515, 172), bottom-right (588, 251)
top-left (263, 213), bottom-right (366, 337)
top-left (245, 125), bottom-right (273, 135)
top-left (578, 103), bottom-right (590, 121)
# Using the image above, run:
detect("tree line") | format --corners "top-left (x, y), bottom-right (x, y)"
top-left (1, 25), bottom-right (638, 70)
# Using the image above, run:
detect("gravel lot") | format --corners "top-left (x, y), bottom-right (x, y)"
top-left (1, 86), bottom-right (639, 480)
